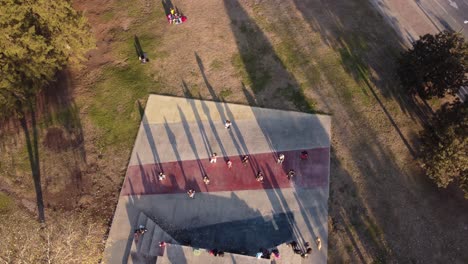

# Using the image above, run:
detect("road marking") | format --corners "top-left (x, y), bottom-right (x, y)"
top-left (448, 0), bottom-right (459, 9)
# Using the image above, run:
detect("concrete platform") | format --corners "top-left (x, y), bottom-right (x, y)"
top-left (122, 147), bottom-right (329, 196)
top-left (103, 95), bottom-right (331, 264)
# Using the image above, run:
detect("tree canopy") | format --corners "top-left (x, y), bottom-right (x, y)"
top-left (398, 31), bottom-right (468, 99)
top-left (0, 0), bottom-right (94, 117)
top-left (419, 100), bottom-right (468, 198)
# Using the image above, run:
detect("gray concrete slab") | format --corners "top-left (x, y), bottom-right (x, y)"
top-left (156, 243), bottom-right (272, 264)
top-left (130, 112), bottom-right (330, 166)
top-left (105, 188), bottom-right (328, 263)
top-left (104, 95), bottom-right (331, 264)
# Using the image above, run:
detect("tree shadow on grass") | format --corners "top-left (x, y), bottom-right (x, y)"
top-left (223, 0), bottom-right (418, 262)
top-left (223, 0), bottom-right (332, 261)
top-left (292, 0), bottom-right (434, 126)
top-left (284, 1), bottom-right (468, 262)
top-left (18, 101), bottom-right (45, 223)
top-left (39, 70), bottom-right (89, 205)
top-left (223, 0), bottom-right (316, 114)
top-left (9, 68), bottom-right (88, 222)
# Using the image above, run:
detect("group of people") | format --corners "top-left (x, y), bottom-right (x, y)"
top-left (256, 248), bottom-right (280, 259)
top-left (134, 225), bottom-right (148, 238)
top-left (155, 120), bottom-right (310, 199)
top-left (167, 7), bottom-right (187, 25)
top-left (288, 238), bottom-right (322, 258)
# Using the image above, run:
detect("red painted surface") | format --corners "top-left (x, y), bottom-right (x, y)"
top-left (121, 147), bottom-right (329, 196)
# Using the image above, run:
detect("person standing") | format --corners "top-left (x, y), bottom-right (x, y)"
top-left (187, 189), bottom-right (195, 198)
top-left (158, 172), bottom-right (166, 181)
top-left (210, 153), bottom-right (217, 163)
top-left (203, 175), bottom-right (210, 185)
top-left (287, 169), bottom-right (295, 180)
top-left (227, 159), bottom-right (232, 169)
top-left (224, 120), bottom-right (231, 129)
top-left (242, 155), bottom-right (249, 166)
top-left (256, 171), bottom-right (264, 183)
top-left (277, 153), bottom-right (285, 164)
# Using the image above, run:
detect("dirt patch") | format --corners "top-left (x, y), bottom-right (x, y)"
top-left (43, 127), bottom-right (67, 150)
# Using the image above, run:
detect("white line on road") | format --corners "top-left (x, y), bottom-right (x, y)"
top-left (448, 0), bottom-right (459, 9)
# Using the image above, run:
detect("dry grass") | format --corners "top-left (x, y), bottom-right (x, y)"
top-left (0, 0), bottom-right (467, 263)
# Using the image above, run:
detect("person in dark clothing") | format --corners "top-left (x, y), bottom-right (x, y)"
top-left (134, 225), bottom-right (147, 235)
top-left (301, 247), bottom-right (312, 258)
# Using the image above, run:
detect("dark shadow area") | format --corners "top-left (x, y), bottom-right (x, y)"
top-left (278, 2), bottom-right (468, 262)
top-left (223, 0), bottom-right (331, 256)
top-left (181, 81), bottom-right (213, 157)
top-left (121, 153), bottom-right (190, 264)
top-left (171, 212), bottom-right (294, 255)
top-left (264, 163), bottom-right (311, 244)
top-left (176, 105), bottom-right (207, 178)
top-left (292, 0), bottom-right (435, 127)
top-left (18, 101), bottom-right (45, 223)
top-left (193, 53), bottom-right (250, 158)
top-left (161, 0), bottom-right (174, 15)
top-left (140, 102), bottom-right (163, 173)
top-left (223, 0), bottom-right (402, 261)
top-left (223, 0), bottom-right (315, 113)
top-left (163, 117), bottom-right (190, 179)
top-left (134, 35), bottom-right (143, 58)
top-left (4, 68), bottom-right (88, 220)
top-left (39, 70), bottom-right (88, 206)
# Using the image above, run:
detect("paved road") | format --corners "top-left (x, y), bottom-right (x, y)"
top-left (371, 0), bottom-right (468, 44)
top-left (416, 0), bottom-right (468, 35)
top-left (370, 0), bottom-right (468, 101)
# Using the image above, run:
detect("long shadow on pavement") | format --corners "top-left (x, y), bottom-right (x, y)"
top-left (223, 0), bottom-right (331, 259)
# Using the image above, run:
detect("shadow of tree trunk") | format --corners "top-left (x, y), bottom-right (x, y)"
top-left (19, 100), bottom-right (45, 223)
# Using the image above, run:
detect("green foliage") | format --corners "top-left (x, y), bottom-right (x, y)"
top-left (0, 192), bottom-right (13, 214)
top-left (0, 0), bottom-right (94, 116)
top-left (88, 64), bottom-right (156, 149)
top-left (398, 31), bottom-right (468, 99)
top-left (231, 52), bottom-right (271, 93)
top-left (210, 59), bottom-right (224, 71)
top-left (219, 88), bottom-right (233, 99)
top-left (279, 84), bottom-right (317, 113)
top-left (419, 101), bottom-right (468, 197)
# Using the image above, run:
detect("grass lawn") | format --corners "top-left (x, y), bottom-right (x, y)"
top-left (0, 0), bottom-right (467, 263)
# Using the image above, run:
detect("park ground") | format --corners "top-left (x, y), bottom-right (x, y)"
top-left (0, 0), bottom-right (467, 263)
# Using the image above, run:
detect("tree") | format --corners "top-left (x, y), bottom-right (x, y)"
top-left (419, 100), bottom-right (468, 198)
top-left (398, 31), bottom-right (468, 99)
top-left (0, 0), bottom-right (94, 114)
top-left (0, 0), bottom-right (94, 222)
